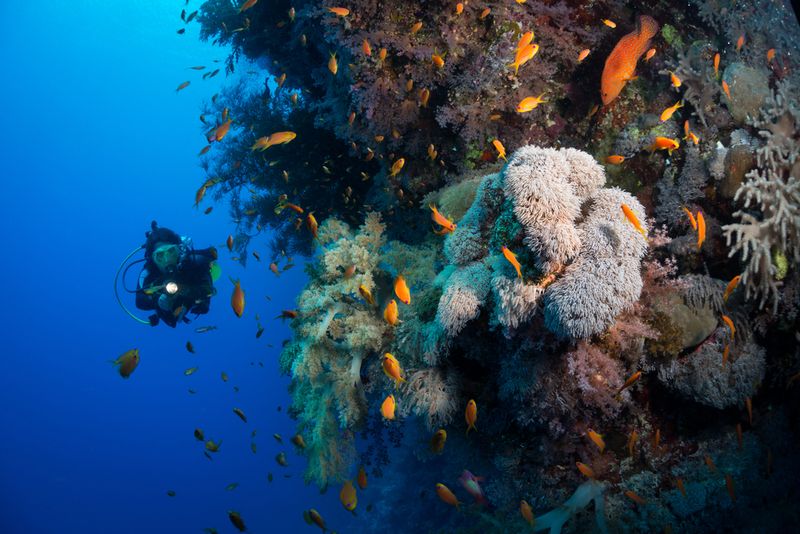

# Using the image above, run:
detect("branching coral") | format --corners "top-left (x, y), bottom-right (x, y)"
top-left (279, 213), bottom-right (391, 486)
top-left (723, 81), bottom-right (800, 312)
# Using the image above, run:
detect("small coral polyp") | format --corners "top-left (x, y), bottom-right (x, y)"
top-left (435, 144), bottom-right (648, 340)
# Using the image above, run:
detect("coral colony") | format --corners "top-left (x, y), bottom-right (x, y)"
top-left (190, 0), bottom-right (799, 531)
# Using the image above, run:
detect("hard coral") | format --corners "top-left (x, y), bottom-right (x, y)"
top-left (723, 81), bottom-right (800, 312)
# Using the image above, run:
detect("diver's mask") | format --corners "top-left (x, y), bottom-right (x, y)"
top-left (153, 243), bottom-right (180, 274)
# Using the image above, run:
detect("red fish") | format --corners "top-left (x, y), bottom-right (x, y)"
top-left (601, 16), bottom-right (659, 104)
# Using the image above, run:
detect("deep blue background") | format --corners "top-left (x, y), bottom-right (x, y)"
top-left (0, 1), bottom-right (348, 532)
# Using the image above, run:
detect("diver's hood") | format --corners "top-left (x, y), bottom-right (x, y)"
top-left (152, 243), bottom-right (180, 273)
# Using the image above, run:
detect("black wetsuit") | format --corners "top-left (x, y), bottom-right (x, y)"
top-left (135, 222), bottom-right (217, 327)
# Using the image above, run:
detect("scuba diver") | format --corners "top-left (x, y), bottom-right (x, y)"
top-left (115, 221), bottom-right (218, 327)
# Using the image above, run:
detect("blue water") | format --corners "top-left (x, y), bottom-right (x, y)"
top-left (0, 1), bottom-right (346, 532)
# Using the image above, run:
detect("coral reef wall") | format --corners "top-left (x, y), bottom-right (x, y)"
top-left (192, 1), bottom-right (800, 531)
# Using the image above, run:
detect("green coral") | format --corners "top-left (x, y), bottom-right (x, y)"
top-left (772, 248), bottom-right (789, 280)
top-left (661, 24), bottom-right (685, 50)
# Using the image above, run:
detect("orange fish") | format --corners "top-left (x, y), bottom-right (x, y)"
top-left (383, 299), bottom-right (399, 325)
top-left (251, 131), bottom-right (296, 151)
top-left (432, 53), bottom-right (445, 68)
top-left (430, 429), bottom-right (447, 453)
top-left (328, 7), bottom-right (350, 17)
top-left (276, 310), bottom-right (298, 320)
top-left (239, 0), bottom-right (258, 13)
top-left (509, 43), bottom-right (538, 74)
top-left (430, 204), bottom-right (456, 233)
top-left (714, 52), bottom-right (720, 77)
top-left (704, 454), bottom-right (717, 473)
top-left (606, 155), bottom-right (625, 164)
top-left (492, 139), bottom-right (507, 160)
top-left (518, 31), bottom-right (534, 50)
top-left (308, 509), bottom-right (325, 531)
top-left (436, 483), bottom-right (460, 508)
top-left (726, 474), bottom-right (736, 502)
top-left (328, 52), bottom-right (338, 75)
top-left (587, 429), bottom-right (605, 453)
top-left (736, 423), bottom-right (743, 449)
top-left (621, 204), bottom-right (647, 238)
top-left (394, 275), bottom-right (411, 305)
top-left (389, 158), bottom-right (405, 177)
top-left (520, 500), bottom-right (535, 527)
top-left (410, 21), bottom-right (422, 34)
top-left (455, 3), bottom-right (464, 15)
top-left (681, 206), bottom-right (697, 230)
top-left (231, 279), bottom-right (245, 318)
top-left (306, 212), bottom-right (318, 240)
top-left (669, 71), bottom-right (682, 88)
top-left (721, 315), bottom-right (736, 342)
top-left (419, 87), bottom-right (430, 107)
top-left (576, 462), bottom-right (595, 479)
top-left (214, 119), bottom-right (232, 141)
top-left (465, 399), bottom-right (477, 434)
top-left (722, 80), bottom-right (732, 100)
top-left (285, 203), bottom-right (303, 214)
top-left (723, 275), bottom-right (741, 302)
top-left (644, 48), bottom-right (656, 62)
top-left (110, 348), bottom-right (140, 378)
top-left (269, 262), bottom-right (280, 276)
top-left (516, 93), bottom-right (547, 112)
top-left (276, 73), bottom-right (286, 88)
top-left (358, 284), bottom-right (375, 306)
top-left (602, 19), bottom-right (616, 28)
top-left (625, 490), bottom-right (646, 505)
top-left (195, 185), bottom-right (207, 207)
top-left (479, 7), bottom-right (490, 19)
top-left (380, 394), bottom-right (395, 420)
top-left (362, 38), bottom-right (371, 56)
top-left (382, 352), bottom-right (406, 385)
top-left (340, 480), bottom-right (357, 512)
top-left (676, 478), bottom-right (686, 497)
top-left (660, 100), bottom-right (683, 122)
top-left (501, 246), bottom-right (522, 278)
top-left (198, 145), bottom-right (211, 156)
top-left (618, 370), bottom-right (642, 394)
top-left (600, 15), bottom-right (659, 104)
top-left (428, 144), bottom-right (437, 160)
top-left (627, 430), bottom-right (638, 457)
top-left (176, 81), bottom-right (190, 92)
top-left (745, 397), bottom-right (752, 425)
top-left (696, 211), bottom-right (706, 249)
top-left (578, 48), bottom-right (591, 62)
top-left (378, 47), bottom-right (387, 62)
top-left (766, 48), bottom-right (775, 63)
top-left (649, 136), bottom-right (680, 155)
top-left (653, 428), bottom-right (661, 451)
top-left (736, 34), bottom-right (745, 52)
top-left (357, 466), bottom-right (368, 490)
top-left (226, 235), bottom-right (234, 251)
top-left (723, 343), bottom-right (730, 366)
